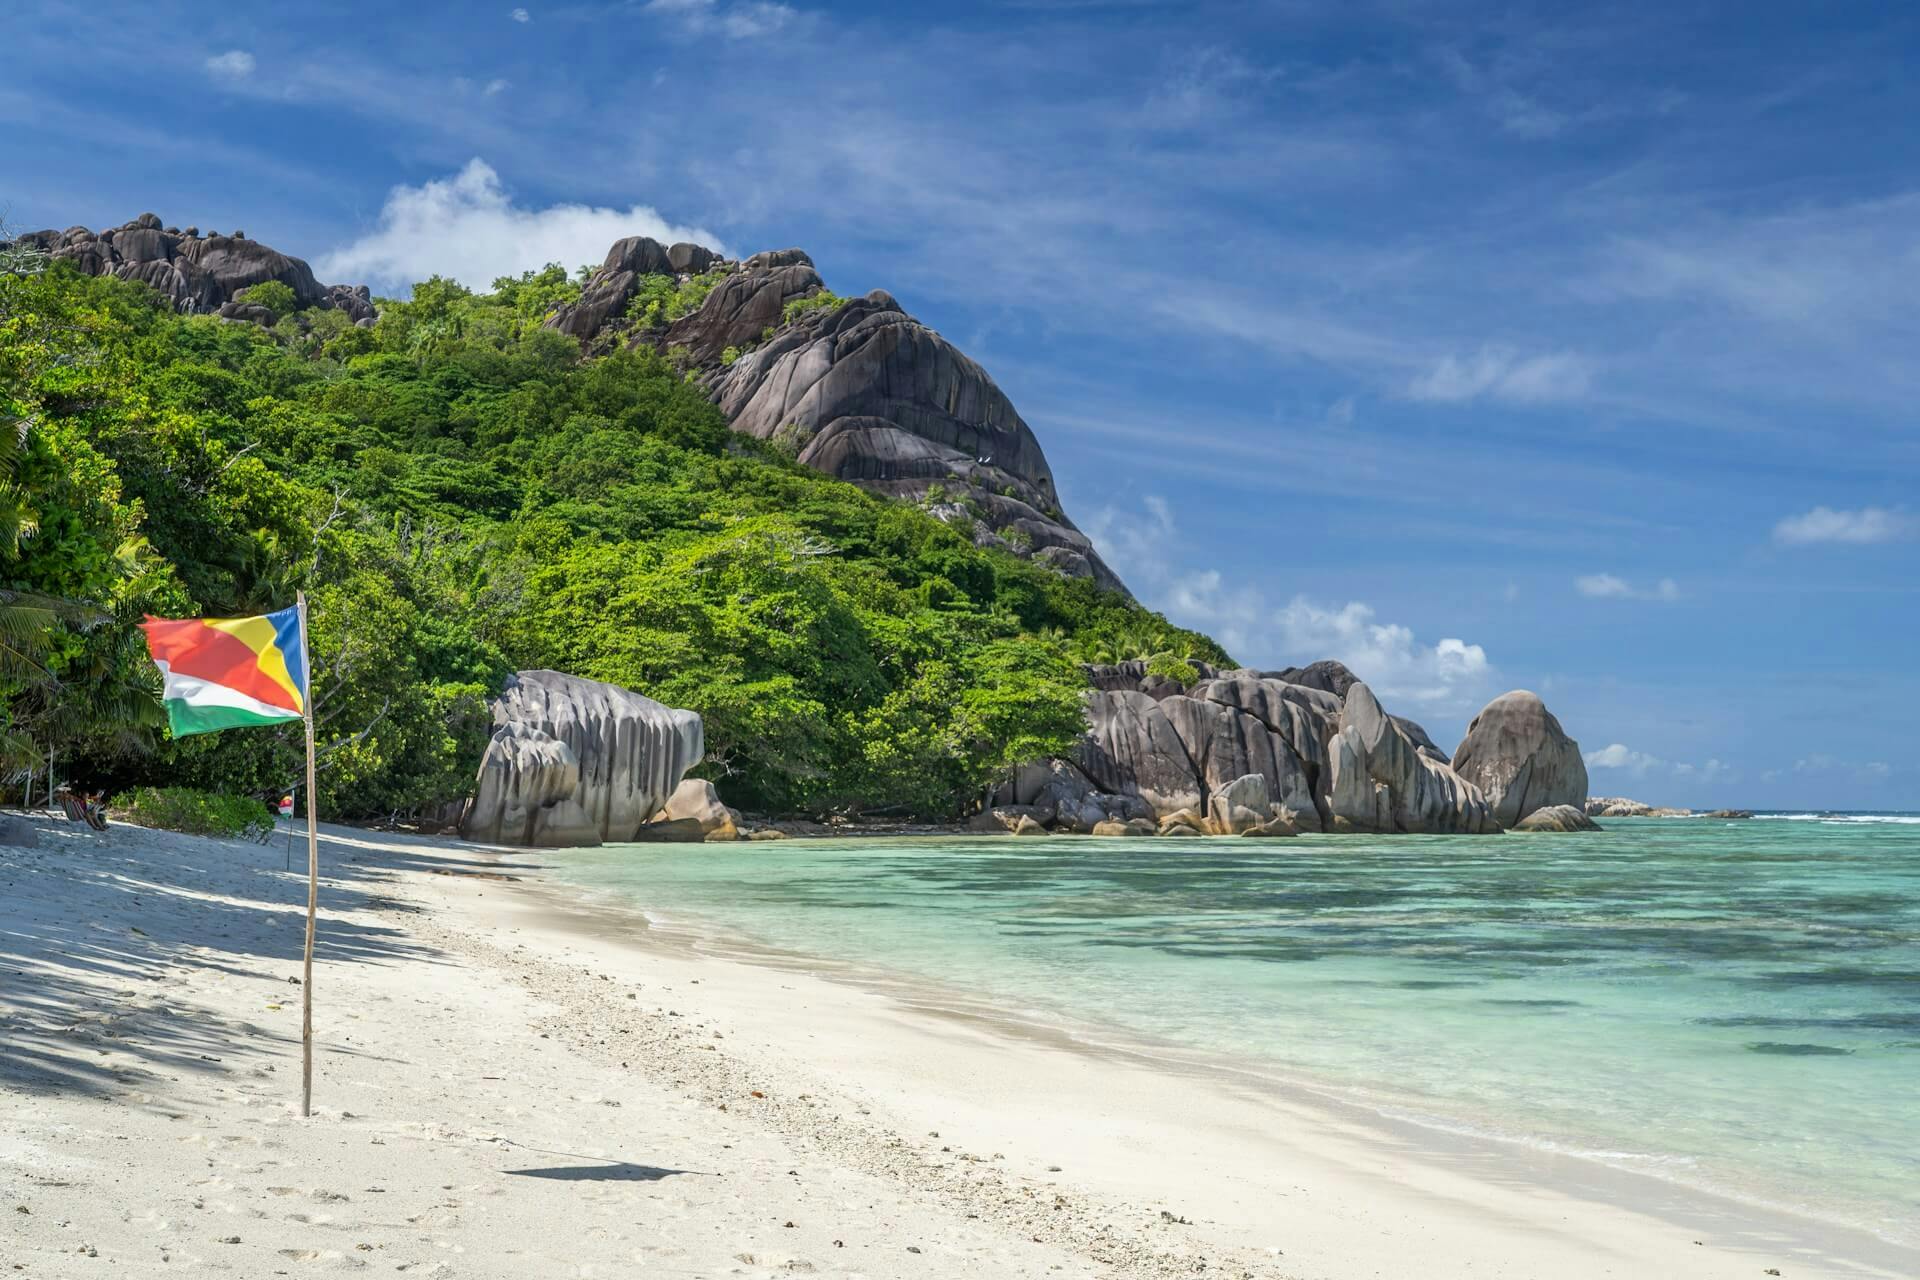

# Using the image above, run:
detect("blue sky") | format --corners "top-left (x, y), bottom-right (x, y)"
top-left (6, 0), bottom-right (1917, 809)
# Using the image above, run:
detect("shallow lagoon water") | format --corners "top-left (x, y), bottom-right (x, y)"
top-left (553, 815), bottom-right (1920, 1244)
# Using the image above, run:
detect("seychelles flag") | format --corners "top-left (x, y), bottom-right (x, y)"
top-left (139, 606), bottom-right (309, 737)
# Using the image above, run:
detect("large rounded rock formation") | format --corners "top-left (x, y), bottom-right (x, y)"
top-left (545, 236), bottom-right (1125, 593)
top-left (1071, 660), bottom-right (1502, 835)
top-left (459, 670), bottom-right (703, 848)
top-left (1450, 690), bottom-right (1588, 828)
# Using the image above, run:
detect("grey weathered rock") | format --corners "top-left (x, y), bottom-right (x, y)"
top-left (660, 777), bottom-right (738, 841)
top-left (968, 805), bottom-right (1048, 834)
top-left (1269, 659), bottom-right (1360, 699)
top-left (1586, 796), bottom-right (1692, 818)
top-left (1206, 773), bottom-right (1273, 835)
top-left (630, 817), bottom-right (707, 842)
top-left (711, 286), bottom-right (1124, 591)
top-left (459, 723), bottom-right (582, 847)
top-left (1241, 812), bottom-right (1299, 837)
top-left (1066, 663), bottom-right (1514, 835)
top-left (546, 235), bottom-right (682, 341)
top-left (1011, 814), bottom-right (1049, 836)
top-left (4, 217), bottom-right (372, 323)
top-left (1078, 691), bottom-right (1205, 816)
top-left (1452, 691), bottom-right (1588, 827)
top-left (460, 670), bottom-right (703, 847)
top-left (1512, 804), bottom-right (1600, 832)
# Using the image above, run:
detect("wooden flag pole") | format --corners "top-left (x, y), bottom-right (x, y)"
top-left (297, 590), bottom-right (319, 1118)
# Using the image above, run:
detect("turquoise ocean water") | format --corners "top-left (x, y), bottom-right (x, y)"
top-left (550, 815), bottom-right (1920, 1244)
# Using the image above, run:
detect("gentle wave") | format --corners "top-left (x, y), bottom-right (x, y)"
top-left (1754, 813), bottom-right (1920, 824)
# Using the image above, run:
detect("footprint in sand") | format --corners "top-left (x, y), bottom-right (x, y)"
top-left (277, 1247), bottom-right (364, 1267)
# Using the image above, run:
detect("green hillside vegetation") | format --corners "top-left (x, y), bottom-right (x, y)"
top-left (0, 257), bottom-right (1226, 821)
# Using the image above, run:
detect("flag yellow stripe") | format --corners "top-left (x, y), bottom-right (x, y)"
top-left (204, 615), bottom-right (304, 711)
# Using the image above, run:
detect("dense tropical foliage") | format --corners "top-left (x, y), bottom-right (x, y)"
top-left (0, 256), bottom-right (1225, 821)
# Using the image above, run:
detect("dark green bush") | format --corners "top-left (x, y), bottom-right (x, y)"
top-left (111, 786), bottom-right (276, 842)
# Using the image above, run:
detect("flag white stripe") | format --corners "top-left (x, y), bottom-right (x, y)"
top-left (154, 661), bottom-right (301, 721)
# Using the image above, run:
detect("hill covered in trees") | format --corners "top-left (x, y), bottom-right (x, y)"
top-left (0, 236), bottom-right (1224, 822)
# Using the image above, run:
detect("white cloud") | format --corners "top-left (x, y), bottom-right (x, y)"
top-left (1273, 598), bottom-right (1490, 706)
top-left (644, 0), bottom-right (795, 39)
top-left (205, 50), bottom-right (255, 80)
top-left (484, 78), bottom-right (511, 97)
top-left (1407, 345), bottom-right (1594, 404)
top-left (510, 7), bottom-right (530, 20)
top-left (1083, 494), bottom-right (1493, 708)
top-left (1773, 505), bottom-right (1916, 546)
top-left (1576, 573), bottom-right (1680, 601)
top-left (1586, 743), bottom-right (1663, 773)
top-left (317, 159), bottom-right (727, 292)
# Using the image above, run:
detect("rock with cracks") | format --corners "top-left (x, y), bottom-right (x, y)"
top-left (1451, 690), bottom-right (1588, 827)
top-left (461, 670), bottom-right (703, 848)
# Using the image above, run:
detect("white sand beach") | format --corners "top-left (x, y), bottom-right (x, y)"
top-left (4, 814), bottom-right (1914, 1279)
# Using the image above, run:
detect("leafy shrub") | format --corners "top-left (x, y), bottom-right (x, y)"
top-left (782, 289), bottom-right (845, 324)
top-left (111, 786), bottom-right (276, 841)
top-left (721, 345), bottom-right (742, 366)
top-left (1144, 651), bottom-right (1203, 687)
top-left (769, 421), bottom-right (814, 459)
top-left (237, 280), bottom-right (298, 320)
top-left (626, 270), bottom-right (730, 331)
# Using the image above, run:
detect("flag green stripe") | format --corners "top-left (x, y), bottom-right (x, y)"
top-left (165, 698), bottom-right (302, 738)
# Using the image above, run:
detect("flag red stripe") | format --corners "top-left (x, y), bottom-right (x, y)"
top-left (140, 618), bottom-right (304, 714)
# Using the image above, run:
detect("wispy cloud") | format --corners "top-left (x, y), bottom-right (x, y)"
top-left (644, 0), bottom-right (797, 39)
top-left (1407, 346), bottom-right (1594, 404)
top-left (317, 158), bottom-right (726, 292)
top-left (1588, 745), bottom-right (1738, 786)
top-left (510, 6), bottom-right (530, 20)
top-left (1773, 505), bottom-right (1917, 546)
top-left (204, 50), bottom-right (255, 80)
top-left (1576, 573), bottom-right (1680, 601)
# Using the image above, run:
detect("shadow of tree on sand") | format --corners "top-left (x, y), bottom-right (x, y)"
top-left (0, 816), bottom-right (547, 1100)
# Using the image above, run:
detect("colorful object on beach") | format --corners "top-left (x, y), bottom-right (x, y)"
top-left (139, 606), bottom-right (309, 737)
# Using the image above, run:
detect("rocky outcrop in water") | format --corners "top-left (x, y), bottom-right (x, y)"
top-left (546, 236), bottom-right (1124, 592)
top-left (3, 214), bottom-right (376, 324)
top-left (459, 670), bottom-right (703, 848)
top-left (1066, 660), bottom-right (1503, 835)
top-left (1512, 804), bottom-right (1600, 832)
top-left (1586, 796), bottom-right (1691, 818)
top-left (1450, 690), bottom-right (1588, 827)
top-left (657, 777), bottom-right (739, 841)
